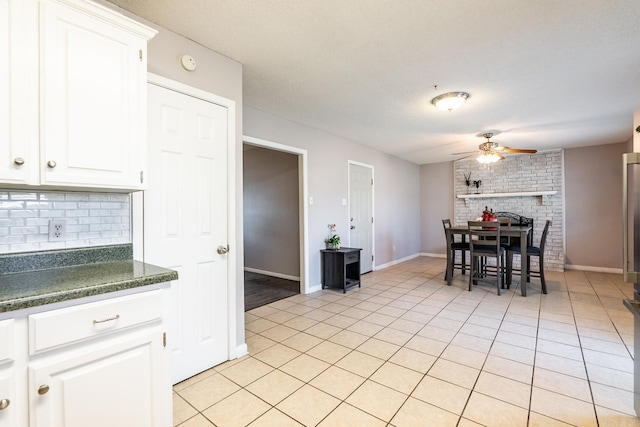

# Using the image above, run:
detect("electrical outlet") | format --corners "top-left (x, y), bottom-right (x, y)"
top-left (48, 220), bottom-right (66, 241)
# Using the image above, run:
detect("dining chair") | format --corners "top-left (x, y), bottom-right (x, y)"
top-left (468, 221), bottom-right (505, 295)
top-left (442, 219), bottom-right (469, 282)
top-left (507, 220), bottom-right (551, 294)
top-left (494, 212), bottom-right (534, 247)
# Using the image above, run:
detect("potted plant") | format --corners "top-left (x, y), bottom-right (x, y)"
top-left (325, 234), bottom-right (341, 250)
top-left (324, 224), bottom-right (341, 249)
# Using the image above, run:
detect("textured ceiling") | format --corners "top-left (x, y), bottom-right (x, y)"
top-left (107, 0), bottom-right (640, 164)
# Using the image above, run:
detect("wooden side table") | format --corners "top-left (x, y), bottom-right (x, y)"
top-left (320, 247), bottom-right (362, 293)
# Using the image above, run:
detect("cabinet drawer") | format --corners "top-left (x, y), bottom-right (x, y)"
top-left (29, 290), bottom-right (163, 355)
top-left (0, 319), bottom-right (15, 364)
top-left (345, 252), bottom-right (359, 263)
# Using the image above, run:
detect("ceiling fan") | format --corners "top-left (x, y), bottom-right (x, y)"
top-left (453, 133), bottom-right (537, 163)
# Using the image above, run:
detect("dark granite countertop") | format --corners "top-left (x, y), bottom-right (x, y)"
top-left (0, 245), bottom-right (178, 313)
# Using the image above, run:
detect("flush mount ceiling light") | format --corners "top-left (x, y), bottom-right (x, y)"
top-left (431, 92), bottom-right (470, 111)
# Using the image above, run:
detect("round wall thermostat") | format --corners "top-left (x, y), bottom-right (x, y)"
top-left (179, 54), bottom-right (197, 71)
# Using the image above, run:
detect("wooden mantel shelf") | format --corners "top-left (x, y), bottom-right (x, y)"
top-left (456, 191), bottom-right (557, 199)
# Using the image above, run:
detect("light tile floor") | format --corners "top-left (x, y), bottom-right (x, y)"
top-left (173, 256), bottom-right (640, 427)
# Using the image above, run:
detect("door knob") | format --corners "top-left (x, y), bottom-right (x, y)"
top-left (38, 385), bottom-right (50, 395)
top-left (0, 399), bottom-right (9, 410)
top-left (217, 245), bottom-right (229, 254)
top-left (13, 157), bottom-right (24, 166)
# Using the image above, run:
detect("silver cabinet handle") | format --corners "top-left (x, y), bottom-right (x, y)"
top-left (47, 160), bottom-right (56, 168)
top-left (217, 245), bottom-right (229, 254)
top-left (38, 385), bottom-right (49, 395)
top-left (0, 399), bottom-right (9, 410)
top-left (13, 157), bottom-right (24, 166)
top-left (93, 314), bottom-right (120, 324)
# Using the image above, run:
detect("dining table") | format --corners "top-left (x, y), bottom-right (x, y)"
top-left (445, 223), bottom-right (533, 296)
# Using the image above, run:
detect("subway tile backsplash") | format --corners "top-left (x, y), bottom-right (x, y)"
top-left (0, 190), bottom-right (131, 254)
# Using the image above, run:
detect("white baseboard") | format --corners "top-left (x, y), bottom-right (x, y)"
top-left (233, 343), bottom-right (248, 359)
top-left (306, 283), bottom-right (322, 294)
top-left (375, 253), bottom-right (421, 270)
top-left (244, 267), bottom-right (300, 282)
top-left (420, 252), bottom-right (447, 259)
top-left (565, 264), bottom-right (622, 274)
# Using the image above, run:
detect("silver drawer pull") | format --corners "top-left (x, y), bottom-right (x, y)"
top-left (93, 314), bottom-right (120, 324)
top-left (0, 399), bottom-right (9, 410)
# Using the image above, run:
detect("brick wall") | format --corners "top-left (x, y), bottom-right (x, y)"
top-left (0, 190), bottom-right (131, 254)
top-left (453, 150), bottom-right (564, 271)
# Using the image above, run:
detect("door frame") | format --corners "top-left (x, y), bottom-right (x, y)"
top-left (348, 160), bottom-right (375, 272)
top-left (242, 135), bottom-right (310, 295)
top-left (132, 72), bottom-right (241, 359)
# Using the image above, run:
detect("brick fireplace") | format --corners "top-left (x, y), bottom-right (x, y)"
top-left (453, 150), bottom-right (564, 271)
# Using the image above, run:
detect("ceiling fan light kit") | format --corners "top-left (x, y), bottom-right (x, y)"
top-left (431, 92), bottom-right (469, 111)
top-left (453, 132), bottom-right (537, 164)
top-left (477, 153), bottom-right (501, 164)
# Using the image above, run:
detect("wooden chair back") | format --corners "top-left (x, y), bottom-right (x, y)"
top-left (467, 221), bottom-right (502, 256)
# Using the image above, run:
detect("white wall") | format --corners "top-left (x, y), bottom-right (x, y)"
top-left (565, 141), bottom-right (629, 269)
top-left (244, 107), bottom-right (421, 285)
top-left (420, 162), bottom-right (454, 256)
top-left (243, 146), bottom-right (300, 278)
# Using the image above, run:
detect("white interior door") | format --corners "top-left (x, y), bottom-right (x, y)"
top-left (145, 83), bottom-right (229, 384)
top-left (349, 162), bottom-right (374, 273)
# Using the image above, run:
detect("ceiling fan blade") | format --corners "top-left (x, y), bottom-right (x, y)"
top-left (498, 148), bottom-right (537, 154)
top-left (502, 148), bottom-right (538, 154)
top-left (497, 152), bottom-right (505, 160)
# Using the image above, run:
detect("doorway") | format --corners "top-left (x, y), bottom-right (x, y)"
top-left (349, 161), bottom-right (374, 273)
top-left (242, 136), bottom-right (309, 309)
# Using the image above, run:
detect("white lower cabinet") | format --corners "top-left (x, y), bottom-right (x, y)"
top-left (7, 288), bottom-right (171, 427)
top-left (29, 328), bottom-right (166, 427)
top-left (0, 318), bottom-right (16, 426)
top-left (0, 367), bottom-right (17, 427)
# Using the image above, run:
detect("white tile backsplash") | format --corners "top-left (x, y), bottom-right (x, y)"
top-left (0, 190), bottom-right (131, 254)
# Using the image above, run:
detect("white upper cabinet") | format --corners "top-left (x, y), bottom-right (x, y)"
top-left (1, 0), bottom-right (157, 191)
top-left (0, 0), bottom-right (39, 185)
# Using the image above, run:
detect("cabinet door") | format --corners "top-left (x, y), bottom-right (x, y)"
top-left (0, 0), bottom-right (39, 185)
top-left (39, 0), bottom-right (152, 190)
top-left (29, 329), bottom-right (170, 427)
top-left (0, 368), bottom-right (17, 427)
